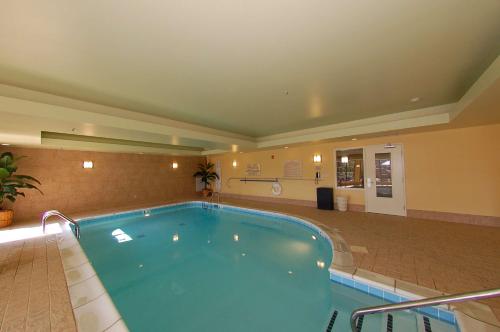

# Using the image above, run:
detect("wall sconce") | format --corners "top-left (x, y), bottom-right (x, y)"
top-left (232, 160), bottom-right (238, 168)
top-left (313, 154), bottom-right (322, 163)
top-left (172, 162), bottom-right (178, 169)
top-left (341, 156), bottom-right (349, 164)
top-left (83, 161), bottom-right (94, 169)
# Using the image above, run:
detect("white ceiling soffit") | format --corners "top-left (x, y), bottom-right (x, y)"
top-left (450, 55), bottom-right (500, 121)
top-left (41, 137), bottom-right (202, 156)
top-left (257, 104), bottom-right (453, 148)
top-left (0, 84), bottom-right (257, 151)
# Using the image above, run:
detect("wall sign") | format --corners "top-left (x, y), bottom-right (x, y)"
top-left (246, 163), bottom-right (262, 176)
top-left (283, 160), bottom-right (302, 177)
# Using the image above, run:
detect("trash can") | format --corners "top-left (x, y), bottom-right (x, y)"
top-left (336, 196), bottom-right (348, 212)
top-left (317, 187), bottom-right (334, 210)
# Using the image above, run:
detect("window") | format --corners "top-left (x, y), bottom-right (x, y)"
top-left (336, 148), bottom-right (364, 188)
top-left (375, 152), bottom-right (392, 197)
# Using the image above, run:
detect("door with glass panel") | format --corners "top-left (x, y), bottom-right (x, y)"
top-left (364, 144), bottom-right (406, 216)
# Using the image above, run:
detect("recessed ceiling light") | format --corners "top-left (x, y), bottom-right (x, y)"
top-left (410, 97), bottom-right (420, 103)
top-left (1, 143), bottom-right (10, 146)
top-left (351, 138), bottom-right (357, 141)
top-left (284, 146), bottom-right (289, 149)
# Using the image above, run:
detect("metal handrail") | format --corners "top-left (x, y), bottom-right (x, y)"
top-left (42, 210), bottom-right (80, 239)
top-left (350, 287), bottom-right (500, 331)
top-left (209, 192), bottom-right (221, 205)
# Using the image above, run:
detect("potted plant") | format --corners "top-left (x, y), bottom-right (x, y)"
top-left (193, 162), bottom-right (219, 197)
top-left (0, 152), bottom-right (42, 228)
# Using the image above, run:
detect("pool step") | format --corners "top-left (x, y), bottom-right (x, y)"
top-left (356, 315), bottom-right (365, 331)
top-left (386, 313), bottom-right (393, 332)
top-left (325, 310), bottom-right (338, 332)
top-left (325, 310), bottom-right (456, 332)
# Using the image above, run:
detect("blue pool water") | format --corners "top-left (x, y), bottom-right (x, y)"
top-left (78, 203), bottom-right (457, 332)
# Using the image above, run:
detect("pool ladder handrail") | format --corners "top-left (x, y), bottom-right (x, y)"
top-left (350, 287), bottom-right (500, 331)
top-left (41, 210), bottom-right (80, 239)
top-left (209, 192), bottom-right (221, 206)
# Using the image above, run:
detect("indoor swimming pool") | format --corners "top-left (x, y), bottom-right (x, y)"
top-left (75, 202), bottom-right (458, 332)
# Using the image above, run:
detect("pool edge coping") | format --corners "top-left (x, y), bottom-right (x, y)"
top-left (57, 200), bottom-right (497, 332)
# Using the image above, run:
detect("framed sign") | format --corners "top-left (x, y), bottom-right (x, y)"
top-left (284, 160), bottom-right (302, 177)
top-left (246, 163), bottom-right (262, 176)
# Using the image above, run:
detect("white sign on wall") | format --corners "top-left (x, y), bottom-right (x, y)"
top-left (246, 163), bottom-right (262, 176)
top-left (283, 160), bottom-right (302, 177)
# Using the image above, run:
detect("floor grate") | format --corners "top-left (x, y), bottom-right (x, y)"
top-left (386, 314), bottom-right (393, 332)
top-left (423, 316), bottom-right (432, 332)
top-left (325, 310), bottom-right (338, 332)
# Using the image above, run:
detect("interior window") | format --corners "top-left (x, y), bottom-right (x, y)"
top-left (336, 148), bottom-right (364, 188)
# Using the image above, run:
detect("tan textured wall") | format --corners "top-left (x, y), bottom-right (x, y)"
top-left (0, 147), bottom-right (205, 221)
top-left (210, 124), bottom-right (500, 218)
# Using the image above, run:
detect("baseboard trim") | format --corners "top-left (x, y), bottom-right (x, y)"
top-left (221, 193), bottom-right (317, 208)
top-left (220, 193), bottom-right (500, 227)
top-left (221, 193), bottom-right (364, 212)
top-left (407, 209), bottom-right (500, 227)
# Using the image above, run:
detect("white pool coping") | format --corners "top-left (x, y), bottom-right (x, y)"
top-left (55, 201), bottom-right (499, 332)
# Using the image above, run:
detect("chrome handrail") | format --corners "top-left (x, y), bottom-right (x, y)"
top-left (350, 288), bottom-right (500, 331)
top-left (41, 210), bottom-right (80, 239)
top-left (209, 192), bottom-right (221, 205)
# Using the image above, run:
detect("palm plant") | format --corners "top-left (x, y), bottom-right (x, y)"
top-left (193, 162), bottom-right (219, 192)
top-left (0, 152), bottom-right (42, 210)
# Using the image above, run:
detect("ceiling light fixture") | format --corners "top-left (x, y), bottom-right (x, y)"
top-left (410, 97), bottom-right (420, 103)
top-left (1, 143), bottom-right (10, 146)
top-left (351, 138), bottom-right (357, 141)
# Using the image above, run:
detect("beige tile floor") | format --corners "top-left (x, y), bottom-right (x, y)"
top-left (1, 196), bottom-right (499, 331)
top-left (0, 235), bottom-right (76, 331)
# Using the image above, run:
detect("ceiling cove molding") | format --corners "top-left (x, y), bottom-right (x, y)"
top-left (201, 149), bottom-right (231, 156)
top-left (257, 104), bottom-right (454, 148)
top-left (41, 137), bottom-right (202, 156)
top-left (450, 55), bottom-right (500, 121)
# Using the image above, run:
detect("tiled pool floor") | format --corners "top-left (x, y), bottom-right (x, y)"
top-left (1, 195), bottom-right (499, 331)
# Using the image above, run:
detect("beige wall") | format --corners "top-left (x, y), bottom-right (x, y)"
top-left (0, 147), bottom-right (204, 221)
top-left (210, 124), bottom-right (500, 218)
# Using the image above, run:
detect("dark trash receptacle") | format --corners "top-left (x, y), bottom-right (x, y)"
top-left (317, 187), bottom-right (334, 210)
